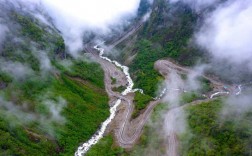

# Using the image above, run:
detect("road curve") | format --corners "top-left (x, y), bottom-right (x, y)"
top-left (85, 47), bottom-right (236, 150)
top-left (81, 23), bottom-right (241, 155)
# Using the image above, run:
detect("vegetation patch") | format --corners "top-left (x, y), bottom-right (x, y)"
top-left (126, 2), bottom-right (203, 97)
top-left (132, 92), bottom-right (153, 119)
top-left (86, 135), bottom-right (125, 156)
top-left (181, 99), bottom-right (252, 155)
top-left (0, 117), bottom-right (58, 156)
top-left (198, 77), bottom-right (212, 93)
top-left (66, 61), bottom-right (105, 88)
top-left (13, 13), bottom-right (44, 42)
top-left (129, 40), bottom-right (163, 97)
top-left (112, 86), bottom-right (127, 93)
top-left (0, 60), bottom-right (110, 156)
top-left (180, 92), bottom-right (204, 104)
top-left (111, 77), bottom-right (117, 85)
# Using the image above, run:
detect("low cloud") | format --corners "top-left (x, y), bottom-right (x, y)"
top-left (196, 0), bottom-right (252, 70)
top-left (7, 0), bottom-right (141, 57)
top-left (42, 0), bottom-right (141, 56)
top-left (31, 47), bottom-right (53, 72)
top-left (0, 96), bottom-right (36, 126)
top-left (38, 52), bottom-right (51, 71)
top-left (0, 60), bottom-right (34, 80)
top-left (221, 95), bottom-right (252, 120)
top-left (162, 71), bottom-right (185, 107)
top-left (160, 67), bottom-right (203, 155)
top-left (42, 97), bottom-right (67, 124)
top-left (0, 95), bottom-right (67, 136)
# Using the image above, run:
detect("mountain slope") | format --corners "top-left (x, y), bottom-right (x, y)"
top-left (0, 4), bottom-right (110, 155)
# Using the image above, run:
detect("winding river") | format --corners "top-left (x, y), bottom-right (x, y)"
top-left (75, 45), bottom-right (142, 156)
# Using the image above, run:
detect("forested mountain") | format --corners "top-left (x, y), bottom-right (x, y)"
top-left (0, 0), bottom-right (252, 156)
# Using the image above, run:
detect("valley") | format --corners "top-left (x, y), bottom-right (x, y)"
top-left (80, 41), bottom-right (244, 155)
top-left (1, 0), bottom-right (252, 156)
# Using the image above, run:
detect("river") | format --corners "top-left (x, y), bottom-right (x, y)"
top-left (75, 44), bottom-right (142, 156)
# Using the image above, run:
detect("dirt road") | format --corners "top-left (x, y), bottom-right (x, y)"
top-left (87, 49), bottom-right (233, 151)
top-left (81, 22), bottom-right (238, 155)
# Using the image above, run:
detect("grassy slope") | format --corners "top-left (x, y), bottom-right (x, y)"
top-left (0, 117), bottom-right (57, 155)
top-left (0, 13), bottom-right (110, 155)
top-left (0, 61), bottom-right (110, 156)
top-left (54, 73), bottom-right (109, 155)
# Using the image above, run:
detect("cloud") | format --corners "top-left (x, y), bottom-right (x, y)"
top-left (0, 60), bottom-right (34, 80)
top-left (30, 47), bottom-right (53, 72)
top-left (4, 0), bottom-right (141, 57)
top-left (0, 96), bottom-right (36, 125)
top-left (38, 52), bottom-right (51, 71)
top-left (162, 66), bottom-right (204, 105)
top-left (196, 0), bottom-right (252, 70)
top-left (0, 95), bottom-right (67, 136)
top-left (41, 0), bottom-right (141, 56)
top-left (221, 95), bottom-right (252, 119)
top-left (160, 67), bottom-right (204, 155)
top-left (142, 10), bottom-right (152, 22)
top-left (42, 96), bottom-right (67, 124)
top-left (162, 70), bottom-right (185, 107)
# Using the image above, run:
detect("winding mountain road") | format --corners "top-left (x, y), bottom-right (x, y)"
top-left (85, 47), bottom-right (236, 151)
top-left (78, 22), bottom-right (242, 155)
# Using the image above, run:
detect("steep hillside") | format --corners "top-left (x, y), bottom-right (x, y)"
top-left (1, 1), bottom-right (252, 156)
top-left (0, 4), bottom-right (109, 156)
top-left (117, 0), bottom-right (204, 97)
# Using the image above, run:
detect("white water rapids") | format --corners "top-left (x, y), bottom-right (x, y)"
top-left (210, 91), bottom-right (230, 99)
top-left (75, 45), bottom-right (142, 156)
